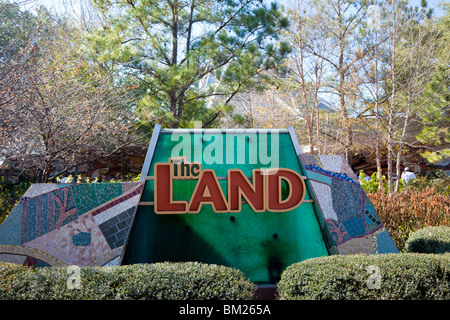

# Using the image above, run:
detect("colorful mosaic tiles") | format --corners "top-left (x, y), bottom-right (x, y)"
top-left (300, 154), bottom-right (398, 255)
top-left (304, 165), bottom-right (359, 185)
top-left (0, 149), bottom-right (397, 270)
top-left (0, 182), bottom-right (143, 267)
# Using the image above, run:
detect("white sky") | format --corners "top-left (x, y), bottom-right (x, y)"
top-left (21, 0), bottom-right (448, 16)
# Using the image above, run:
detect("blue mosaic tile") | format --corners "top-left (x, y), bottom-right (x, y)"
top-left (37, 260), bottom-right (51, 267)
top-left (98, 207), bottom-right (135, 250)
top-left (305, 170), bottom-right (332, 185)
top-left (304, 164), bottom-right (359, 185)
top-left (364, 198), bottom-right (382, 233)
top-left (28, 197), bottom-right (37, 242)
top-left (72, 232), bottom-right (92, 247)
top-left (376, 229), bottom-right (399, 253)
top-left (40, 194), bottom-right (49, 235)
top-left (0, 203), bottom-right (23, 245)
top-left (341, 216), bottom-right (366, 238)
top-left (331, 178), bottom-right (364, 221)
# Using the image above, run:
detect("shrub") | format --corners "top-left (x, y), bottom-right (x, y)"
top-left (0, 177), bottom-right (30, 224)
top-left (368, 188), bottom-right (450, 250)
top-left (405, 174), bottom-right (450, 196)
top-left (359, 171), bottom-right (389, 194)
top-left (405, 227), bottom-right (450, 254)
top-left (277, 253), bottom-right (450, 300)
top-left (115, 262), bottom-right (255, 300)
top-left (359, 170), bottom-right (450, 196)
top-left (0, 262), bottom-right (255, 300)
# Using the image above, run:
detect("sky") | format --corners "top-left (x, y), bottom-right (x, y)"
top-left (21, 0), bottom-right (448, 17)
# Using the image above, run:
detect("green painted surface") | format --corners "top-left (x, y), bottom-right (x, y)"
top-left (122, 131), bottom-right (329, 283)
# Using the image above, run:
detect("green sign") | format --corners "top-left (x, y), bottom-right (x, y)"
top-left (122, 126), bottom-right (329, 283)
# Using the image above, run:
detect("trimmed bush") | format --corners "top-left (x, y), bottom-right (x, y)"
top-left (405, 227), bottom-right (450, 254)
top-left (277, 253), bottom-right (449, 300)
top-left (0, 262), bottom-right (255, 300)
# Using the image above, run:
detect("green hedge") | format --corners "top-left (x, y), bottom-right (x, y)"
top-left (277, 253), bottom-right (450, 300)
top-left (405, 227), bottom-right (450, 254)
top-left (0, 262), bottom-right (255, 300)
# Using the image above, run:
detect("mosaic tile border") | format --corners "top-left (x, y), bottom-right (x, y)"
top-left (305, 164), bottom-right (359, 185)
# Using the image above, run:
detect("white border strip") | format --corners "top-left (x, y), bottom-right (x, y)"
top-left (287, 126), bottom-right (302, 156)
top-left (140, 124), bottom-right (162, 181)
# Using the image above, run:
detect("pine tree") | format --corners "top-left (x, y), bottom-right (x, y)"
top-left (87, 0), bottom-right (290, 128)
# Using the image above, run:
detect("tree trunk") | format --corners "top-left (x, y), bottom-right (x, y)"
top-left (169, 1), bottom-right (179, 129)
top-left (120, 152), bottom-right (129, 177)
top-left (176, 93), bottom-right (184, 126)
top-left (387, 84), bottom-right (395, 193)
top-left (339, 52), bottom-right (352, 164)
top-left (374, 32), bottom-right (384, 192)
top-left (394, 92), bottom-right (412, 192)
top-left (387, 2), bottom-right (398, 194)
top-left (296, 15), bottom-right (314, 154)
top-left (41, 162), bottom-right (53, 183)
top-left (313, 55), bottom-right (324, 154)
top-left (169, 90), bottom-right (179, 128)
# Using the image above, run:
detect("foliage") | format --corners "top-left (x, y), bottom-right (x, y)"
top-left (359, 170), bottom-right (450, 196)
top-left (405, 226), bottom-right (450, 254)
top-left (368, 188), bottom-right (450, 250)
top-left (0, 0), bottom-right (40, 61)
top-left (359, 170), bottom-right (390, 194)
top-left (55, 173), bottom-right (140, 184)
top-left (416, 4), bottom-right (450, 163)
top-left (0, 177), bottom-right (30, 225)
top-left (277, 253), bottom-right (450, 300)
top-left (0, 262), bottom-right (255, 300)
top-left (403, 173), bottom-right (450, 195)
top-left (87, 0), bottom-right (291, 129)
top-left (0, 5), bottom-right (144, 182)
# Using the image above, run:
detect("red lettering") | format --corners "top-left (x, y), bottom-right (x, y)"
top-left (153, 158), bottom-right (306, 214)
top-left (154, 163), bottom-right (188, 214)
top-left (188, 170), bottom-right (228, 213)
top-left (266, 169), bottom-right (305, 212)
top-left (228, 169), bottom-right (265, 212)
